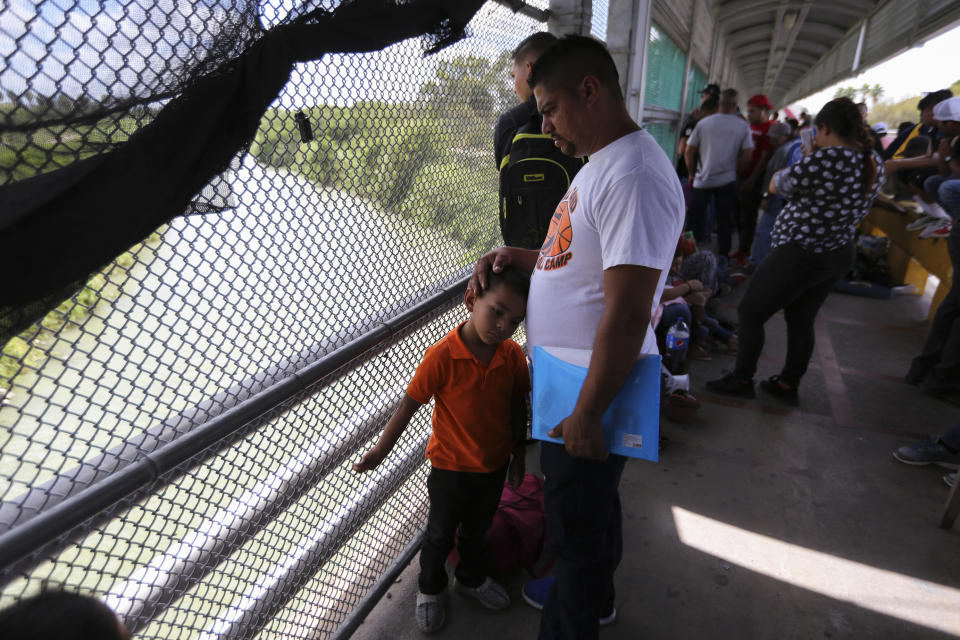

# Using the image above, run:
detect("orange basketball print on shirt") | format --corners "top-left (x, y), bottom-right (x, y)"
top-left (541, 199), bottom-right (572, 257)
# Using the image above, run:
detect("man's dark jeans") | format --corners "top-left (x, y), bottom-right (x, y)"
top-left (907, 225), bottom-right (960, 395)
top-left (538, 442), bottom-right (626, 640)
top-left (689, 181), bottom-right (738, 256)
top-left (419, 464), bottom-right (508, 595)
top-left (734, 240), bottom-right (855, 386)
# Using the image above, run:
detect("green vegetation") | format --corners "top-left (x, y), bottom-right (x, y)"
top-left (0, 231), bottom-right (164, 392)
top-left (251, 52), bottom-right (513, 253)
top-left (834, 83), bottom-right (885, 104)
top-left (0, 91), bottom-right (153, 185)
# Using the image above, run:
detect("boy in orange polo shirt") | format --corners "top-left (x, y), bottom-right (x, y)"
top-left (353, 266), bottom-right (531, 633)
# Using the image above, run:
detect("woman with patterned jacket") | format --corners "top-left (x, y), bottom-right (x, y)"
top-left (707, 97), bottom-right (884, 404)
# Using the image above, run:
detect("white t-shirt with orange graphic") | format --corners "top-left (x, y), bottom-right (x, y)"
top-left (526, 129), bottom-right (684, 358)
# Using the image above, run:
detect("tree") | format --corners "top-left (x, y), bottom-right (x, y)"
top-left (867, 84), bottom-right (884, 106)
top-left (834, 86), bottom-right (858, 99)
top-left (419, 52), bottom-right (516, 119)
top-left (418, 52), bottom-right (514, 149)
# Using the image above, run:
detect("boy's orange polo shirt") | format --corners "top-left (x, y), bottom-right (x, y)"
top-left (407, 323), bottom-right (530, 473)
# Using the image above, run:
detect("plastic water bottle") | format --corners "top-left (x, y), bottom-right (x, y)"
top-left (665, 318), bottom-right (690, 374)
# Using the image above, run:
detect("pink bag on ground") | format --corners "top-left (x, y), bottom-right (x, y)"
top-left (448, 472), bottom-right (554, 577)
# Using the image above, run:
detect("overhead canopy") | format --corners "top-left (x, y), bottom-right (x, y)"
top-left (710, 0), bottom-right (960, 106)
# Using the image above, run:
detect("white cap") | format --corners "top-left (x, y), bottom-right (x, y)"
top-left (871, 122), bottom-right (888, 135)
top-left (933, 97), bottom-right (960, 122)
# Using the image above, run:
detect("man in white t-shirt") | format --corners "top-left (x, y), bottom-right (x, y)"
top-left (684, 89), bottom-right (753, 257)
top-left (468, 35), bottom-right (684, 640)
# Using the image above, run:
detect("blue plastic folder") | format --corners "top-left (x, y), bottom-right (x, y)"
top-left (531, 345), bottom-right (661, 461)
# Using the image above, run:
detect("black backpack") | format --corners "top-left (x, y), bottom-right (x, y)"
top-left (498, 119), bottom-right (585, 250)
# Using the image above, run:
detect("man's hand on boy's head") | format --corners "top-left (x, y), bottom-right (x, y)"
top-left (467, 246), bottom-right (538, 295)
top-left (467, 247), bottom-right (510, 295)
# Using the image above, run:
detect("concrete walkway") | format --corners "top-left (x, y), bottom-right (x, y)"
top-left (352, 284), bottom-right (960, 640)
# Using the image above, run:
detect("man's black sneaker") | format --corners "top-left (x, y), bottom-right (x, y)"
top-left (759, 375), bottom-right (799, 406)
top-left (706, 372), bottom-right (756, 398)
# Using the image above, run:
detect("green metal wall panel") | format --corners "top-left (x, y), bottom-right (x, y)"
top-left (644, 23), bottom-right (686, 112)
top-left (644, 121), bottom-right (676, 158)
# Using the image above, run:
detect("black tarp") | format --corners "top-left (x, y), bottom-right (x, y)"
top-left (0, 0), bottom-right (487, 342)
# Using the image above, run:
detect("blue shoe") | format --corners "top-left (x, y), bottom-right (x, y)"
top-left (521, 577), bottom-right (616, 625)
top-left (521, 577), bottom-right (553, 611)
top-left (893, 437), bottom-right (960, 470)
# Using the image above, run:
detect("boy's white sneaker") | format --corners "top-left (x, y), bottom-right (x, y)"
top-left (415, 591), bottom-right (446, 633)
top-left (454, 576), bottom-right (510, 610)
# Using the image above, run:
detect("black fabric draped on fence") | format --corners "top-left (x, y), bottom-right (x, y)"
top-left (0, 0), bottom-right (487, 342)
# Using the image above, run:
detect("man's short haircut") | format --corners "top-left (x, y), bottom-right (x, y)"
top-left (719, 89), bottom-right (738, 109)
top-left (483, 265), bottom-right (530, 301)
top-left (701, 95), bottom-right (719, 112)
top-left (512, 32), bottom-right (558, 63)
top-left (918, 89), bottom-right (953, 111)
top-left (528, 35), bottom-right (623, 101)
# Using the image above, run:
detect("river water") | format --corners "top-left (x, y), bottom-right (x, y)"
top-left (0, 154), bottom-right (476, 498)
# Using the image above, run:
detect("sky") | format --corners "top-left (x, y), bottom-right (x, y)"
top-left (790, 23), bottom-right (960, 115)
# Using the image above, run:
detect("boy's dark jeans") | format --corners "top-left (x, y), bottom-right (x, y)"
top-left (538, 442), bottom-right (626, 640)
top-left (734, 240), bottom-right (855, 386)
top-left (418, 464), bottom-right (508, 595)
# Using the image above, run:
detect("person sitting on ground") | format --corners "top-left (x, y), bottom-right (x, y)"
top-left (655, 240), bottom-right (736, 361)
top-left (707, 97), bottom-right (884, 405)
top-left (651, 246), bottom-right (708, 410)
top-left (652, 265), bottom-right (703, 408)
top-left (893, 422), bottom-right (960, 489)
top-left (353, 266), bottom-right (531, 633)
top-left (750, 121), bottom-right (802, 265)
top-left (0, 590), bottom-right (131, 640)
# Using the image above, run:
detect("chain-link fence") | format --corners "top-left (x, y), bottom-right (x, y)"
top-left (0, 0), bottom-right (549, 637)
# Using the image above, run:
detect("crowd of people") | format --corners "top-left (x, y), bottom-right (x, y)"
top-left (671, 81), bottom-right (960, 496)
top-left (658, 79), bottom-right (960, 417)
top-left (4, 31), bottom-right (958, 640)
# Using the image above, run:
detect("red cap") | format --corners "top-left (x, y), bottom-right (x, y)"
top-left (747, 94), bottom-right (773, 110)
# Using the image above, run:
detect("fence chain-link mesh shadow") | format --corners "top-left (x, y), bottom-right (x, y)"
top-left (0, 0), bottom-right (549, 637)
